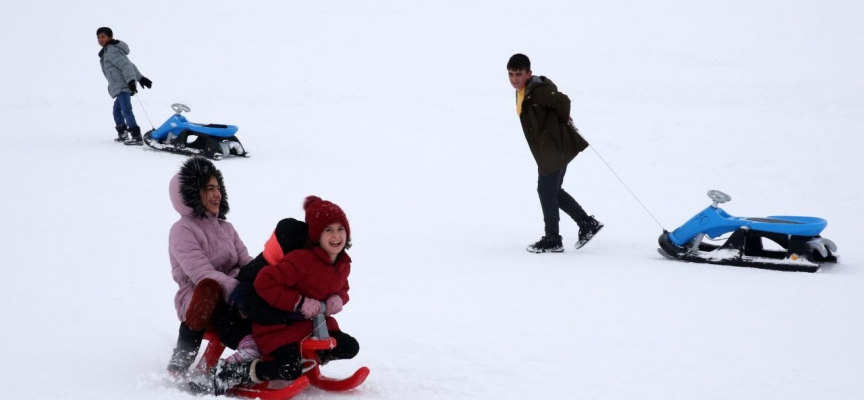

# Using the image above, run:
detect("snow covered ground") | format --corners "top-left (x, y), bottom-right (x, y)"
top-left (1, 1), bottom-right (863, 399)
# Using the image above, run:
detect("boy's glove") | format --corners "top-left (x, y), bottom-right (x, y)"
top-left (139, 76), bottom-right (153, 89)
top-left (128, 80), bottom-right (137, 94)
top-left (325, 295), bottom-right (343, 316)
top-left (297, 296), bottom-right (320, 318)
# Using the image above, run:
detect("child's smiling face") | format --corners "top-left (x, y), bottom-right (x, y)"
top-left (320, 223), bottom-right (347, 261)
top-left (199, 176), bottom-right (222, 215)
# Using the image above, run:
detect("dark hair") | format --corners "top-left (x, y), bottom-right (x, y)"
top-left (96, 27), bottom-right (113, 37)
top-left (507, 53), bottom-right (531, 71)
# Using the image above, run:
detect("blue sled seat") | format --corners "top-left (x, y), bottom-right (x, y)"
top-left (187, 123), bottom-right (239, 138)
top-left (669, 206), bottom-right (827, 247)
top-left (151, 115), bottom-right (239, 140)
top-left (742, 216), bottom-right (827, 237)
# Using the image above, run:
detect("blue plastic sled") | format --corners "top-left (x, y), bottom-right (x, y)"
top-left (143, 103), bottom-right (248, 160)
top-left (658, 190), bottom-right (838, 272)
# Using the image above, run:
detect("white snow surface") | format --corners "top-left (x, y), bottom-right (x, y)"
top-left (2, 1), bottom-right (863, 399)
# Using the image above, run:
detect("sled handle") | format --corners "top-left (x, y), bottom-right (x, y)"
top-left (171, 103), bottom-right (192, 115)
top-left (311, 301), bottom-right (329, 339)
top-left (707, 190), bottom-right (731, 207)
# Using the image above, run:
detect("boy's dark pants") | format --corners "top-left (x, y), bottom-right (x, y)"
top-left (112, 92), bottom-right (138, 128)
top-left (537, 165), bottom-right (588, 236)
top-left (254, 330), bottom-right (359, 381)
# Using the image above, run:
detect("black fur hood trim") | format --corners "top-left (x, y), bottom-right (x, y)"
top-left (177, 156), bottom-right (229, 220)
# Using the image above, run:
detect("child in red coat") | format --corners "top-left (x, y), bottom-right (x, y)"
top-left (212, 196), bottom-right (359, 392)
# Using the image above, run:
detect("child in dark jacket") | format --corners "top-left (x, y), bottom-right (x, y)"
top-left (210, 196), bottom-right (360, 394)
top-left (218, 218), bottom-right (310, 364)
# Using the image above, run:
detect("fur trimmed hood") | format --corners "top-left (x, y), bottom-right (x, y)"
top-left (169, 156), bottom-right (229, 219)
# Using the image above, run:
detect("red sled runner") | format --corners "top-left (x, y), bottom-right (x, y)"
top-left (195, 311), bottom-right (369, 399)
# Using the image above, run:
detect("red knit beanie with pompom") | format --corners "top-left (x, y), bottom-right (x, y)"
top-left (303, 196), bottom-right (350, 243)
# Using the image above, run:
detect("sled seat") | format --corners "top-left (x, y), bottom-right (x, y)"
top-left (730, 215), bottom-right (826, 237)
top-left (149, 114), bottom-right (239, 141)
top-left (669, 206), bottom-right (828, 247)
top-left (187, 122), bottom-right (239, 137)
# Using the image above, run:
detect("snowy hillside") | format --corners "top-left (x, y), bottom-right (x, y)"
top-left (1, 1), bottom-right (863, 399)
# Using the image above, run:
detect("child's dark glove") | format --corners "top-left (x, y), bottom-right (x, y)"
top-left (128, 80), bottom-right (137, 94)
top-left (139, 76), bottom-right (153, 89)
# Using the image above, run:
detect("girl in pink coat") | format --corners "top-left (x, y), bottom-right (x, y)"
top-left (166, 157), bottom-right (254, 377)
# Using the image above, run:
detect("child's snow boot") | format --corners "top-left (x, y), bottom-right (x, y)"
top-left (166, 322), bottom-right (204, 378)
top-left (114, 125), bottom-right (129, 142)
top-left (214, 359), bottom-right (256, 395)
top-left (124, 126), bottom-right (144, 146)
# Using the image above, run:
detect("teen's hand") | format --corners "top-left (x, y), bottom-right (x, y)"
top-left (325, 295), bottom-right (343, 316)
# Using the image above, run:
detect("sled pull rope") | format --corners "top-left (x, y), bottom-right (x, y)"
top-left (588, 144), bottom-right (666, 231)
top-left (135, 93), bottom-right (156, 130)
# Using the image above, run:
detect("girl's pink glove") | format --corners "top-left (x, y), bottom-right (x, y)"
top-left (297, 297), bottom-right (321, 319)
top-left (325, 295), bottom-right (343, 316)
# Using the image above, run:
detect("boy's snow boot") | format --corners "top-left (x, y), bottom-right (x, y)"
top-left (124, 126), bottom-right (144, 145)
top-left (114, 125), bottom-right (129, 142)
top-left (576, 216), bottom-right (604, 249)
top-left (214, 359), bottom-right (255, 395)
top-left (526, 235), bottom-right (564, 253)
top-left (166, 322), bottom-right (205, 378)
top-left (185, 278), bottom-right (222, 331)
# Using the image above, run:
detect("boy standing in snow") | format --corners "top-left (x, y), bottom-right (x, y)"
top-left (96, 27), bottom-right (152, 145)
top-left (507, 53), bottom-right (603, 253)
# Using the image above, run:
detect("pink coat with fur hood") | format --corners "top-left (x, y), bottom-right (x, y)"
top-left (168, 174), bottom-right (253, 321)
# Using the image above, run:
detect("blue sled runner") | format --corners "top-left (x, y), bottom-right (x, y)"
top-left (658, 190), bottom-right (838, 273)
top-left (143, 103), bottom-right (248, 160)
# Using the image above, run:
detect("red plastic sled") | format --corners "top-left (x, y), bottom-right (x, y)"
top-left (299, 336), bottom-right (370, 391)
top-left (196, 330), bottom-right (368, 398)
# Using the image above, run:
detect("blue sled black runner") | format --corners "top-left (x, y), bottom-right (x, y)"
top-left (143, 103), bottom-right (249, 160)
top-left (657, 190), bottom-right (838, 273)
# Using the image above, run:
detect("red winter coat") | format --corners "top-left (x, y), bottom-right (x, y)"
top-left (252, 246), bottom-right (351, 356)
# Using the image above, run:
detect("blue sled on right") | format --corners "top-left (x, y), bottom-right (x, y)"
top-left (658, 190), bottom-right (838, 273)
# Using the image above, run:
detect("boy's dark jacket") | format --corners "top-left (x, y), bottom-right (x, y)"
top-left (231, 218), bottom-right (308, 325)
top-left (519, 76), bottom-right (589, 175)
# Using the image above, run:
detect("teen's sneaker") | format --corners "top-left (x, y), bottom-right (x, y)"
top-left (576, 216), bottom-right (604, 249)
top-left (526, 235), bottom-right (564, 253)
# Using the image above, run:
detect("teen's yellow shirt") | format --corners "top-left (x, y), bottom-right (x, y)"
top-left (516, 86), bottom-right (526, 115)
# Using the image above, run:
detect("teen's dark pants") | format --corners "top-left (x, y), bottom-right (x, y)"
top-left (537, 165), bottom-right (588, 236)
